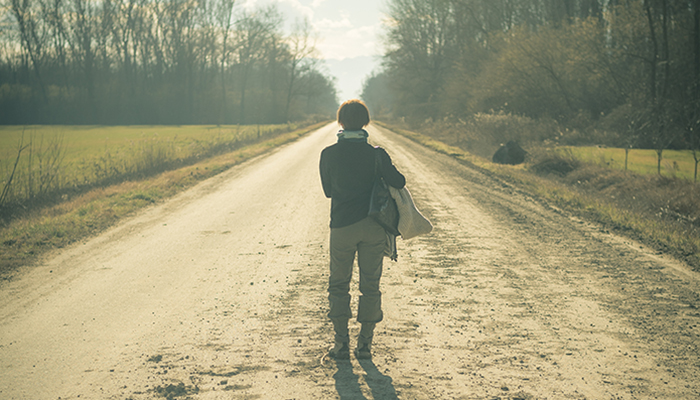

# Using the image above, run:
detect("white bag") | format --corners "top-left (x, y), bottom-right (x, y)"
top-left (388, 186), bottom-right (433, 240)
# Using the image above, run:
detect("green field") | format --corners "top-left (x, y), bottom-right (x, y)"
top-left (0, 121), bottom-right (327, 275)
top-left (0, 124), bottom-right (291, 164)
top-left (562, 146), bottom-right (699, 180)
top-left (0, 124), bottom-right (301, 208)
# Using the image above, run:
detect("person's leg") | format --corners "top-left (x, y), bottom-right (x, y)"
top-left (358, 322), bottom-right (376, 347)
top-left (327, 223), bottom-right (358, 358)
top-left (355, 218), bottom-right (387, 358)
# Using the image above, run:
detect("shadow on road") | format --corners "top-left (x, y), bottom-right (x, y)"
top-left (359, 359), bottom-right (399, 400)
top-left (334, 360), bottom-right (365, 399)
top-left (333, 359), bottom-right (398, 400)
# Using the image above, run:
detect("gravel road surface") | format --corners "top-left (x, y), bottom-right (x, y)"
top-left (1, 123), bottom-right (699, 400)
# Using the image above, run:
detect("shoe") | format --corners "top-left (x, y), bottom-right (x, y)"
top-left (328, 341), bottom-right (350, 360)
top-left (354, 342), bottom-right (372, 359)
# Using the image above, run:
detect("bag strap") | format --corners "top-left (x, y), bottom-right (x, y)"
top-left (373, 147), bottom-right (381, 178)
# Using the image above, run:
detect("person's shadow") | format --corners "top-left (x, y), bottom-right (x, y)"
top-left (333, 359), bottom-right (399, 400)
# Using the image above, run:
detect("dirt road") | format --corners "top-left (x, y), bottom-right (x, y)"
top-left (1, 123), bottom-right (699, 400)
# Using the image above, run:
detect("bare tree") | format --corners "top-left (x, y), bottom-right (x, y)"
top-left (695, 0), bottom-right (700, 96)
top-left (66, 0), bottom-right (98, 118)
top-left (10, 0), bottom-right (49, 103)
top-left (384, 0), bottom-right (458, 118)
top-left (214, 0), bottom-right (236, 123)
top-left (234, 5), bottom-right (282, 124)
top-left (0, 0), bottom-right (337, 124)
top-left (0, 134), bottom-right (28, 209)
top-left (284, 18), bottom-right (319, 122)
top-left (39, 0), bottom-right (69, 87)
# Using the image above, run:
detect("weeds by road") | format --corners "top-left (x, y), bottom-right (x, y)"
top-left (0, 123), bottom-right (312, 221)
top-left (377, 121), bottom-right (700, 272)
top-left (0, 121), bottom-right (328, 278)
top-left (558, 146), bottom-right (699, 181)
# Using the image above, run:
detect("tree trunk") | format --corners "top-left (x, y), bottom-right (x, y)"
top-left (284, 62), bottom-right (296, 123)
top-left (695, 0), bottom-right (700, 99)
top-left (220, 35), bottom-right (228, 124)
top-left (217, 0), bottom-right (234, 124)
top-left (239, 65), bottom-right (250, 125)
top-left (660, 0), bottom-right (670, 99)
top-left (644, 0), bottom-right (659, 102)
top-left (11, 0), bottom-right (49, 104)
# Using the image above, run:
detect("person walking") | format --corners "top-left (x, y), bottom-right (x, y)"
top-left (319, 99), bottom-right (406, 360)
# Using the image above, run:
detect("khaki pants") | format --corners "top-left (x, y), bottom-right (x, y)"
top-left (328, 217), bottom-right (385, 330)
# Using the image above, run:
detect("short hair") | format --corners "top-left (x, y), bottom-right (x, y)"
top-left (337, 99), bottom-right (370, 130)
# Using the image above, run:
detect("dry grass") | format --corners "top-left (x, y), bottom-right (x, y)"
top-left (0, 121), bottom-right (328, 278)
top-left (0, 123), bottom-right (309, 219)
top-left (562, 146), bottom-right (698, 181)
top-left (377, 121), bottom-right (700, 272)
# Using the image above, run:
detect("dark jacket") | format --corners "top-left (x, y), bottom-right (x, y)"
top-left (320, 139), bottom-right (405, 228)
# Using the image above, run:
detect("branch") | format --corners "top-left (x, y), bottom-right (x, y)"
top-left (0, 137), bottom-right (29, 209)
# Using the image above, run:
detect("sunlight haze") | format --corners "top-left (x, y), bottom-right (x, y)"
top-left (240, 0), bottom-right (385, 101)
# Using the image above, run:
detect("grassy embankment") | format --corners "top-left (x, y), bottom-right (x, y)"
top-left (0, 122), bottom-right (328, 278)
top-left (561, 146), bottom-right (698, 181)
top-left (377, 121), bottom-right (700, 272)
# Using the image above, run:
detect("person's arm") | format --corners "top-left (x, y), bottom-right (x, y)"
top-left (379, 149), bottom-right (406, 189)
top-left (319, 150), bottom-right (332, 198)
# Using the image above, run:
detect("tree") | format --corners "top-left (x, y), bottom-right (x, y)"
top-left (361, 70), bottom-right (394, 118)
top-left (0, 0), bottom-right (337, 124)
top-left (233, 5), bottom-right (282, 124)
top-left (10, 0), bottom-right (49, 104)
top-left (376, 0), bottom-right (700, 153)
top-left (214, 0), bottom-right (236, 123)
top-left (283, 18), bottom-right (319, 122)
top-left (70, 0), bottom-right (96, 104)
top-left (383, 0), bottom-right (458, 119)
top-left (296, 69), bottom-right (337, 117)
top-left (695, 0), bottom-right (700, 99)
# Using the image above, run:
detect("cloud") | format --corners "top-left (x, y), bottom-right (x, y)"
top-left (238, 0), bottom-right (314, 20)
top-left (233, 0), bottom-right (382, 60)
top-left (345, 24), bottom-right (378, 40)
top-left (278, 0), bottom-right (314, 20)
top-left (317, 23), bottom-right (381, 60)
top-left (313, 16), bottom-right (353, 31)
top-left (238, 0), bottom-right (260, 11)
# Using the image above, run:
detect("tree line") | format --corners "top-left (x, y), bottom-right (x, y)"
top-left (364, 0), bottom-right (700, 151)
top-left (0, 1), bottom-right (338, 124)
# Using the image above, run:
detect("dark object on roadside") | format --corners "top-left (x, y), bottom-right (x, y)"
top-left (492, 141), bottom-right (526, 165)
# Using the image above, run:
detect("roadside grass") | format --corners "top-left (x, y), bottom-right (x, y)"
top-left (0, 124), bottom-right (307, 218)
top-left (0, 124), bottom-right (292, 160)
top-left (561, 146), bottom-right (698, 181)
top-left (0, 121), bottom-right (328, 278)
top-left (376, 121), bottom-right (700, 272)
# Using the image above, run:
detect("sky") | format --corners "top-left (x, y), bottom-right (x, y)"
top-left (238, 0), bottom-right (387, 101)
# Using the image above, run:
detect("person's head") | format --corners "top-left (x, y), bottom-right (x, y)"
top-left (337, 99), bottom-right (370, 130)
